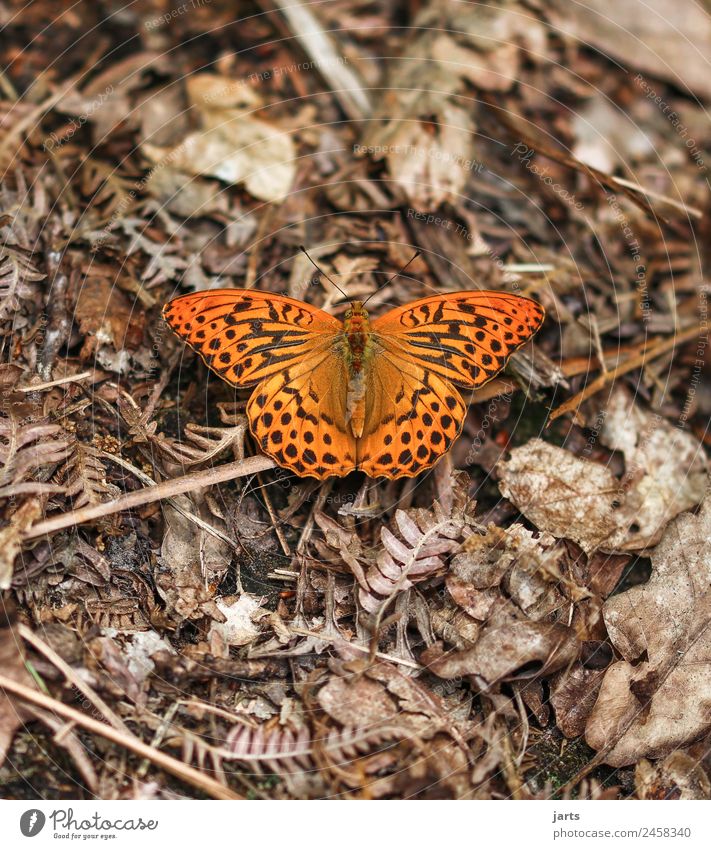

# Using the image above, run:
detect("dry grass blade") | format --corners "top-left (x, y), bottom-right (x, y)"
top-left (23, 455), bottom-right (275, 539)
top-left (0, 672), bottom-right (243, 800)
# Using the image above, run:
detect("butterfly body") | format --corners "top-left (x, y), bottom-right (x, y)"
top-left (163, 287), bottom-right (544, 479)
top-left (342, 301), bottom-right (376, 438)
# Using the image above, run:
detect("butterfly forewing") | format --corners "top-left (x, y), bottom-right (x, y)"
top-left (371, 292), bottom-right (544, 388)
top-left (163, 289), bottom-right (342, 386)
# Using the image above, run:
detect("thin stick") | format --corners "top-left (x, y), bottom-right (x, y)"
top-left (24, 455), bottom-right (275, 540)
top-left (0, 672), bottom-right (242, 800)
top-left (19, 624), bottom-right (130, 735)
top-left (548, 324), bottom-right (702, 423)
top-left (99, 450), bottom-right (239, 550)
top-left (17, 371), bottom-right (94, 393)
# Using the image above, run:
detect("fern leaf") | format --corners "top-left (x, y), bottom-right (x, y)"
top-left (58, 441), bottom-right (120, 509)
top-left (0, 247), bottom-right (45, 320)
top-left (359, 509), bottom-right (466, 613)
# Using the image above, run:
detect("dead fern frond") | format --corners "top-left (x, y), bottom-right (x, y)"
top-left (0, 246), bottom-right (45, 321)
top-left (358, 507), bottom-right (467, 613)
top-left (58, 440), bottom-right (120, 509)
top-left (223, 722), bottom-right (405, 775)
top-left (0, 406), bottom-right (71, 494)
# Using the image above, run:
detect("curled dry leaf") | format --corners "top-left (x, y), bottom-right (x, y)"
top-left (447, 523), bottom-right (569, 621)
top-left (498, 388), bottom-right (706, 554)
top-left (74, 276), bottom-right (146, 369)
top-left (549, 662), bottom-right (607, 738)
top-left (142, 74), bottom-right (296, 203)
top-left (635, 752), bottom-right (711, 801)
top-left (422, 619), bottom-right (579, 692)
top-left (157, 500), bottom-right (232, 622)
top-left (585, 496), bottom-right (711, 766)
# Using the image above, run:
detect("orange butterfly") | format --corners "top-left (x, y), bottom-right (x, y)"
top-left (163, 285), bottom-right (544, 479)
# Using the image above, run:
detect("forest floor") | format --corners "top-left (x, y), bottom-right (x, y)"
top-left (0, 0), bottom-right (710, 800)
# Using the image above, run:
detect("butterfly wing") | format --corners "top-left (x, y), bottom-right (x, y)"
top-left (248, 348), bottom-right (358, 478)
top-left (356, 353), bottom-right (466, 478)
top-left (163, 289), bottom-right (342, 385)
top-left (371, 291), bottom-right (544, 388)
top-left (357, 291), bottom-right (544, 478)
top-left (164, 289), bottom-right (356, 479)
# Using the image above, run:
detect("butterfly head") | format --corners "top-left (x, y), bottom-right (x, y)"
top-left (343, 300), bottom-right (371, 335)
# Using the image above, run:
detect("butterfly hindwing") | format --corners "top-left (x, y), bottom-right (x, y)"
top-left (371, 291), bottom-right (544, 388)
top-left (248, 350), bottom-right (357, 478)
top-left (358, 353), bottom-right (466, 478)
top-left (163, 289), bottom-right (342, 386)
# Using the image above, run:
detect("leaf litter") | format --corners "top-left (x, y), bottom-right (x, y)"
top-left (0, 0), bottom-right (709, 801)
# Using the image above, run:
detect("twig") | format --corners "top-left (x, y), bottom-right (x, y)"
top-left (19, 623), bottom-right (131, 735)
top-left (287, 626), bottom-right (422, 670)
top-left (23, 455), bottom-right (275, 540)
top-left (17, 371), bottom-right (94, 393)
top-left (99, 450), bottom-right (239, 551)
top-left (612, 176), bottom-right (703, 219)
top-left (269, 0), bottom-right (371, 120)
top-left (0, 672), bottom-right (243, 800)
top-left (548, 324), bottom-right (702, 423)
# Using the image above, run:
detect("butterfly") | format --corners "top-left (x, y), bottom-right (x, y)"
top-left (163, 287), bottom-right (544, 479)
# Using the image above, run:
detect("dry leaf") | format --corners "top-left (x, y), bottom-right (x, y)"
top-left (142, 74), bottom-right (296, 203)
top-left (208, 595), bottom-right (263, 649)
top-left (635, 752), bottom-right (711, 800)
top-left (585, 497), bottom-right (711, 766)
top-left (498, 387), bottom-right (707, 554)
top-left (423, 619), bottom-right (579, 691)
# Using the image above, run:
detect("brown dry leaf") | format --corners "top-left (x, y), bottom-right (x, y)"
top-left (142, 74), bottom-right (296, 203)
top-left (422, 619), bottom-right (579, 692)
top-left (585, 497), bottom-right (711, 766)
top-left (551, 0), bottom-right (711, 101)
top-left (156, 499), bottom-right (232, 622)
top-left (75, 276), bottom-right (145, 364)
top-left (499, 439), bottom-right (629, 554)
top-left (360, 0), bottom-right (547, 208)
top-left (0, 603), bottom-right (34, 766)
top-left (447, 523), bottom-right (568, 621)
top-left (498, 389), bottom-right (706, 553)
top-left (635, 752), bottom-right (711, 800)
top-left (595, 385), bottom-right (707, 549)
top-left (549, 662), bottom-right (607, 738)
top-left (318, 674), bottom-right (401, 729)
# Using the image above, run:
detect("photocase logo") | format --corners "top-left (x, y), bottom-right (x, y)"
top-left (20, 809), bottom-right (46, 837)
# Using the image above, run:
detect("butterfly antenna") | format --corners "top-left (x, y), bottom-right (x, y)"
top-left (298, 245), bottom-right (350, 302)
top-left (361, 249), bottom-right (421, 308)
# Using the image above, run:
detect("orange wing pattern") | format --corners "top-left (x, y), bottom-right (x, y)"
top-left (162, 290), bottom-right (341, 386)
top-left (356, 353), bottom-right (467, 478)
top-left (163, 287), bottom-right (544, 480)
top-left (353, 291), bottom-right (544, 477)
top-left (248, 349), bottom-right (357, 478)
top-left (372, 291), bottom-right (544, 388)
